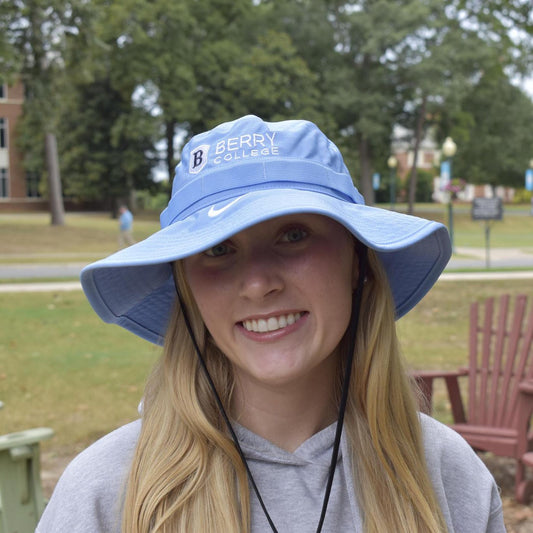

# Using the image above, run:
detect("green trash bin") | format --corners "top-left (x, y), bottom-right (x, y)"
top-left (0, 427), bottom-right (54, 533)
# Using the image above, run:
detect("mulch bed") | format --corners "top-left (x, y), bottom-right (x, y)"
top-left (481, 454), bottom-right (533, 532)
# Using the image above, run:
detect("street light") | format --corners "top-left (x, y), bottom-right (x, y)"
top-left (387, 155), bottom-right (398, 210)
top-left (442, 137), bottom-right (457, 253)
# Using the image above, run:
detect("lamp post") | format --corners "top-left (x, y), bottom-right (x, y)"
top-left (442, 136), bottom-right (457, 253)
top-left (387, 155), bottom-right (397, 210)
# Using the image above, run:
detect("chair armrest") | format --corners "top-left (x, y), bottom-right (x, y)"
top-left (411, 369), bottom-right (467, 423)
top-left (0, 428), bottom-right (54, 452)
top-left (412, 369), bottom-right (468, 379)
top-left (519, 380), bottom-right (533, 395)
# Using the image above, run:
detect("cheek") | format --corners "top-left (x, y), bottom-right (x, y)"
top-left (314, 249), bottom-right (355, 321)
top-left (182, 263), bottom-right (219, 324)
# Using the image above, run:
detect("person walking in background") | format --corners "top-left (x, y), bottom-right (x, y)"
top-left (118, 205), bottom-right (135, 248)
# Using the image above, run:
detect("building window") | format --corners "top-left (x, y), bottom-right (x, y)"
top-left (26, 172), bottom-right (41, 197)
top-left (0, 83), bottom-right (5, 99)
top-left (0, 168), bottom-right (8, 198)
top-left (0, 118), bottom-right (6, 148)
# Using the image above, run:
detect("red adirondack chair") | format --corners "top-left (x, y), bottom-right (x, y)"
top-left (413, 293), bottom-right (533, 503)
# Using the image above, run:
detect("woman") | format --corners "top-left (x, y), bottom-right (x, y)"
top-left (37, 115), bottom-right (504, 532)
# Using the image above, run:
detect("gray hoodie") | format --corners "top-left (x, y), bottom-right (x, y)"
top-left (36, 414), bottom-right (504, 532)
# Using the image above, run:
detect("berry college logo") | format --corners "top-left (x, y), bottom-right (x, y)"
top-left (189, 144), bottom-right (210, 174)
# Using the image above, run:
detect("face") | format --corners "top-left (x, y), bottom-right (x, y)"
top-left (182, 214), bottom-right (357, 392)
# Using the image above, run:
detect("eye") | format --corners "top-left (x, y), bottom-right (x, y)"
top-left (280, 227), bottom-right (308, 243)
top-left (204, 242), bottom-right (232, 257)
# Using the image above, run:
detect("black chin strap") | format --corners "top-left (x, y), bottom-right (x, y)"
top-left (172, 245), bottom-right (368, 533)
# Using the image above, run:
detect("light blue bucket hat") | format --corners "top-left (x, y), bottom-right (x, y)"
top-left (81, 115), bottom-right (451, 345)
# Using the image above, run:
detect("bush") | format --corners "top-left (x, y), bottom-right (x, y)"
top-left (513, 188), bottom-right (533, 204)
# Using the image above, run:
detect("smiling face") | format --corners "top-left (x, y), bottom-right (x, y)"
top-left (182, 214), bottom-right (357, 394)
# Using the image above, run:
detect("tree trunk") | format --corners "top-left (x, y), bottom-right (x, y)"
top-left (407, 95), bottom-right (427, 215)
top-left (45, 132), bottom-right (65, 226)
top-left (165, 119), bottom-right (176, 192)
top-left (358, 136), bottom-right (374, 205)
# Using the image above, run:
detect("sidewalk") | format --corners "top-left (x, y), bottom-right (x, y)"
top-left (1, 246), bottom-right (532, 292)
top-left (0, 281), bottom-right (82, 292)
top-left (448, 246), bottom-right (533, 270)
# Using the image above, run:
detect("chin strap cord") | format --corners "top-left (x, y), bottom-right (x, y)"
top-left (172, 245), bottom-right (367, 533)
top-left (316, 245), bottom-right (367, 532)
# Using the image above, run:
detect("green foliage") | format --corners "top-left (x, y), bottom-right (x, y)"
top-left (2, 0), bottom-right (533, 208)
top-left (513, 188), bottom-right (533, 204)
top-left (413, 170), bottom-right (435, 203)
top-left (135, 189), bottom-right (170, 212)
top-left (218, 31), bottom-right (322, 123)
top-left (451, 75), bottom-right (533, 188)
top-left (58, 78), bottom-right (158, 206)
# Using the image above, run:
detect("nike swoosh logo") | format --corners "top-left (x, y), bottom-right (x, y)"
top-left (208, 197), bottom-right (243, 217)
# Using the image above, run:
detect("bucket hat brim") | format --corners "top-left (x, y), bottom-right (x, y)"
top-left (81, 188), bottom-right (451, 345)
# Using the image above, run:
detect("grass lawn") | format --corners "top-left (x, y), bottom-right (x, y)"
top-left (0, 290), bottom-right (160, 452)
top-left (1, 206), bottom-right (532, 452)
top-left (1, 278), bottom-right (531, 456)
top-left (1, 205), bottom-right (533, 264)
top-left (0, 211), bottom-right (161, 261)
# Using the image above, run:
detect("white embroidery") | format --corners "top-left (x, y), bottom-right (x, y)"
top-left (189, 144), bottom-right (210, 174)
top-left (207, 197), bottom-right (243, 217)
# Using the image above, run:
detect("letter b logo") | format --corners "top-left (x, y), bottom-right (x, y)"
top-left (189, 145), bottom-right (210, 174)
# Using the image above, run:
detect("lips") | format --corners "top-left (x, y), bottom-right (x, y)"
top-left (242, 312), bottom-right (303, 333)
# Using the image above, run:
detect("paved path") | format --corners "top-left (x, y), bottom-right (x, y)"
top-left (449, 247), bottom-right (533, 270)
top-left (0, 262), bottom-right (87, 280)
top-left (0, 281), bottom-right (82, 292)
top-left (1, 246), bottom-right (532, 292)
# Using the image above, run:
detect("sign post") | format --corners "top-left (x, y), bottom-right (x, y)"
top-left (471, 198), bottom-right (503, 268)
top-left (525, 168), bottom-right (533, 192)
top-left (372, 173), bottom-right (381, 191)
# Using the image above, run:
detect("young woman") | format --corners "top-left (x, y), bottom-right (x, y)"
top-left (37, 115), bottom-right (504, 532)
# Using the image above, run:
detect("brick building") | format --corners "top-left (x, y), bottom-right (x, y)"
top-left (0, 80), bottom-right (46, 210)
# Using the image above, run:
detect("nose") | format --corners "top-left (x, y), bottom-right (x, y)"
top-left (238, 249), bottom-right (284, 301)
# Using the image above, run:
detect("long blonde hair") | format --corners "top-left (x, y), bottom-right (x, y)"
top-left (122, 250), bottom-right (448, 532)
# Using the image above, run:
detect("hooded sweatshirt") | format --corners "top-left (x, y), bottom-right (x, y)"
top-left (36, 414), bottom-right (505, 532)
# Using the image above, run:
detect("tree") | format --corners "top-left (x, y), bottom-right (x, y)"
top-left (217, 31), bottom-right (323, 124)
top-left (0, 2), bottom-right (21, 80)
top-left (451, 74), bottom-right (533, 188)
top-left (398, 0), bottom-right (533, 213)
top-left (1, 0), bottom-right (82, 223)
top-left (107, 0), bottom-right (256, 183)
top-left (396, 4), bottom-right (496, 213)
top-left (323, 0), bottom-right (432, 205)
top-left (58, 77), bottom-right (157, 211)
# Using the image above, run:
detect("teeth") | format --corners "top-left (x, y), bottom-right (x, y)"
top-left (243, 313), bottom-right (302, 333)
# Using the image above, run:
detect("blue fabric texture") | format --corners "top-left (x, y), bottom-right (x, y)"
top-left (81, 115), bottom-right (451, 345)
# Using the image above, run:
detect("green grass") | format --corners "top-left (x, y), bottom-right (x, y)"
top-left (1, 206), bottom-right (532, 456)
top-left (402, 204), bottom-right (533, 248)
top-left (1, 279), bottom-right (531, 456)
top-left (0, 291), bottom-right (159, 451)
top-left (0, 212), bottom-right (161, 259)
top-left (1, 207), bottom-right (533, 263)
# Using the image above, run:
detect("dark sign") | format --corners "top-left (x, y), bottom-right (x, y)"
top-left (471, 197), bottom-right (503, 221)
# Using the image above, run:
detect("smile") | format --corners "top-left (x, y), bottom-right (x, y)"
top-left (242, 312), bottom-right (303, 333)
